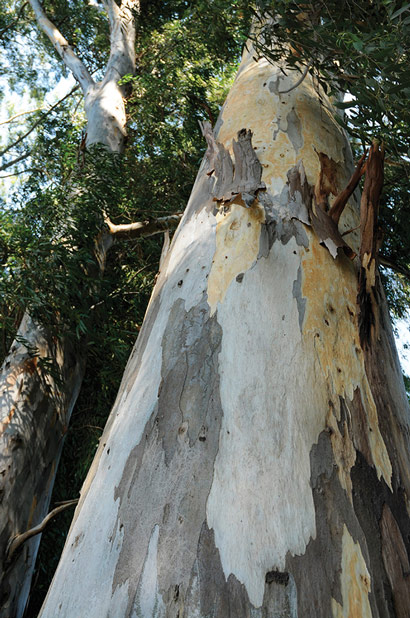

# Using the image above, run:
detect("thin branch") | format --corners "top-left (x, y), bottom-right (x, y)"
top-left (379, 255), bottom-right (410, 282)
top-left (28, 0), bottom-right (94, 92)
top-left (0, 167), bottom-right (43, 178)
top-left (278, 61), bottom-right (312, 94)
top-left (0, 2), bottom-right (28, 38)
top-left (0, 85), bottom-right (79, 159)
top-left (0, 151), bottom-right (31, 172)
top-left (105, 213), bottom-right (182, 240)
top-left (0, 107), bottom-right (46, 126)
top-left (6, 499), bottom-right (78, 561)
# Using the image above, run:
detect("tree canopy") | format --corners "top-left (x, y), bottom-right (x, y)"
top-left (0, 0), bottom-right (409, 612)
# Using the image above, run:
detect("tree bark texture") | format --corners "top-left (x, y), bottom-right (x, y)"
top-left (0, 315), bottom-right (84, 618)
top-left (40, 47), bottom-right (410, 617)
top-left (0, 4), bottom-right (138, 615)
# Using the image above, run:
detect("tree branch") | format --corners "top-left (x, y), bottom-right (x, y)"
top-left (0, 106), bottom-right (46, 126)
top-left (105, 213), bottom-right (182, 240)
top-left (0, 85), bottom-right (79, 158)
top-left (278, 61), bottom-right (312, 94)
top-left (6, 499), bottom-right (78, 562)
top-left (328, 151), bottom-right (367, 224)
top-left (379, 255), bottom-right (410, 282)
top-left (28, 0), bottom-right (94, 92)
top-left (0, 2), bottom-right (28, 38)
top-left (0, 151), bottom-right (31, 172)
top-left (102, 0), bottom-right (138, 85)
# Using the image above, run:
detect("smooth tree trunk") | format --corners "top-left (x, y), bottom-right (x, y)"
top-left (40, 46), bottom-right (410, 617)
top-left (0, 2), bottom-right (138, 615)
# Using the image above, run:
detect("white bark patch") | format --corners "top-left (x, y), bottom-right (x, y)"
top-left (331, 525), bottom-right (372, 618)
top-left (85, 81), bottom-right (128, 152)
top-left (40, 206), bottom-right (217, 616)
top-left (132, 526), bottom-right (165, 618)
top-left (207, 238), bottom-right (328, 607)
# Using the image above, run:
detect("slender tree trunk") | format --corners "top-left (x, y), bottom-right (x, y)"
top-left (0, 316), bottom-right (84, 618)
top-left (0, 3), bottom-right (138, 615)
top-left (40, 44), bottom-right (410, 617)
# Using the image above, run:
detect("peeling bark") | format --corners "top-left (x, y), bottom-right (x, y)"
top-left (357, 142), bottom-right (385, 346)
top-left (40, 40), bottom-right (410, 618)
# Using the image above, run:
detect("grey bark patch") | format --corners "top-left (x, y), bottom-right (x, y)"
top-left (292, 267), bottom-right (306, 332)
top-left (350, 449), bottom-right (410, 618)
top-left (263, 571), bottom-right (298, 618)
top-left (286, 109), bottom-right (303, 153)
top-left (257, 180), bottom-right (309, 259)
top-left (111, 298), bottom-right (224, 614)
top-left (268, 77), bottom-right (281, 95)
top-left (184, 522), bottom-right (260, 617)
top-left (286, 420), bottom-right (401, 618)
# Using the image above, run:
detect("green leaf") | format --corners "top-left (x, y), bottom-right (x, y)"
top-left (391, 3), bottom-right (410, 19)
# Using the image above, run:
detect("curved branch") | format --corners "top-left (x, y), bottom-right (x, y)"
top-left (6, 499), bottom-right (78, 562)
top-left (28, 0), bottom-right (94, 92)
top-left (0, 106), bottom-right (46, 126)
top-left (278, 61), bottom-right (312, 94)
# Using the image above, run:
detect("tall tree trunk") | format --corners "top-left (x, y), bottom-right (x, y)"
top-left (0, 316), bottom-right (84, 618)
top-left (40, 44), bottom-right (410, 617)
top-left (0, 2), bottom-right (138, 615)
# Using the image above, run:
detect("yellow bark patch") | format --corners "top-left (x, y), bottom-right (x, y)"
top-left (327, 412), bottom-right (356, 500)
top-left (207, 201), bottom-right (265, 314)
top-left (332, 525), bottom-right (372, 618)
top-left (302, 235), bottom-right (392, 488)
top-left (0, 406), bottom-right (15, 434)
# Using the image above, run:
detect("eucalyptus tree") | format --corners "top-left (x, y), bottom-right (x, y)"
top-left (0, 1), bottom-right (141, 615)
top-left (38, 2), bottom-right (410, 617)
top-left (0, 2), bottom-right (243, 615)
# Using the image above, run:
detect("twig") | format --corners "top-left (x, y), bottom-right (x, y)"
top-left (0, 85), bottom-right (79, 158)
top-left (0, 151), bottom-right (31, 173)
top-left (0, 107), bottom-right (46, 126)
top-left (6, 499), bottom-right (79, 561)
top-left (0, 2), bottom-right (28, 38)
top-left (278, 61), bottom-right (312, 94)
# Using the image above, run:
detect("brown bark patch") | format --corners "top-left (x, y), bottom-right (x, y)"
top-left (308, 201), bottom-right (356, 259)
top-left (357, 141), bottom-right (385, 347)
top-left (23, 356), bottom-right (38, 375)
top-left (380, 503), bottom-right (410, 618)
top-left (314, 151), bottom-right (339, 208)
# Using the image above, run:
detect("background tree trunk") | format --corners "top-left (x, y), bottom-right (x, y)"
top-left (0, 316), bottom-right (84, 618)
top-left (0, 3), bottom-right (138, 615)
top-left (39, 45), bottom-right (410, 617)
